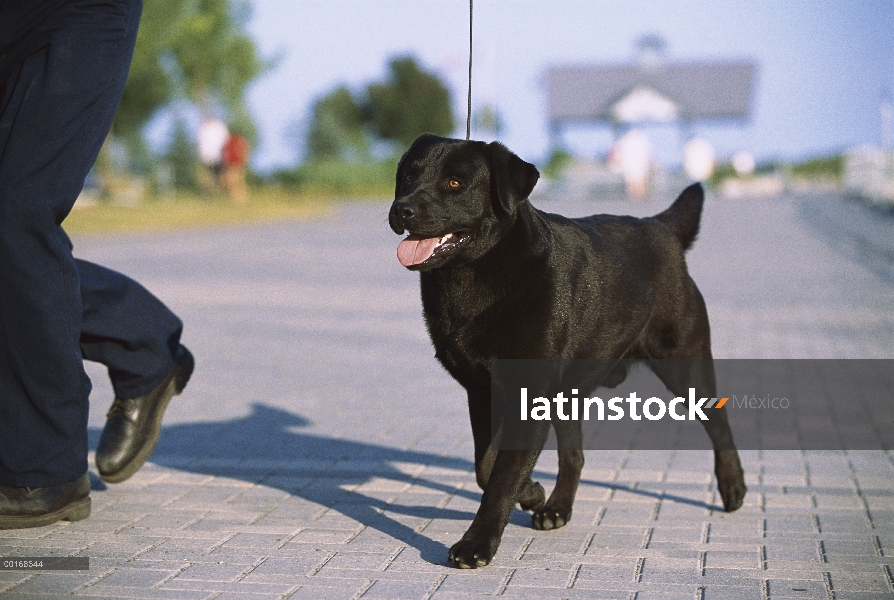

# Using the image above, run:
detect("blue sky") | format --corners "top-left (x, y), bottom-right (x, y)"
top-left (241, 0), bottom-right (894, 171)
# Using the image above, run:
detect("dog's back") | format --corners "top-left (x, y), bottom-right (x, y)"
top-left (541, 182), bottom-right (704, 257)
top-left (527, 182), bottom-right (709, 363)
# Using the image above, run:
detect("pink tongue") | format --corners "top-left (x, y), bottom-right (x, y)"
top-left (397, 234), bottom-right (440, 266)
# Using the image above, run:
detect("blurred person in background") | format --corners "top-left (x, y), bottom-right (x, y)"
top-left (609, 129), bottom-right (653, 201)
top-left (197, 116), bottom-right (229, 196)
top-left (0, 0), bottom-right (193, 529)
top-left (223, 129), bottom-right (250, 204)
top-left (683, 137), bottom-right (716, 182)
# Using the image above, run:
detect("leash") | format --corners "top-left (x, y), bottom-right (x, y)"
top-left (466, 0), bottom-right (472, 140)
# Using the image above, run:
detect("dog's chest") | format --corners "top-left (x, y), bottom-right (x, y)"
top-left (420, 269), bottom-right (556, 370)
top-left (423, 280), bottom-right (493, 347)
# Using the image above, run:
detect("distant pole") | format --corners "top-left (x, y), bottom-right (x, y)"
top-left (883, 91), bottom-right (894, 185)
top-left (549, 122), bottom-right (562, 150)
top-left (882, 91), bottom-right (893, 151)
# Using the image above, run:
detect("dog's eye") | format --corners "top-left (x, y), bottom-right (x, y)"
top-left (447, 178), bottom-right (462, 189)
top-left (404, 174), bottom-right (414, 184)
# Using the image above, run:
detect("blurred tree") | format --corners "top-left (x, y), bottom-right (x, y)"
top-left (473, 105), bottom-right (503, 137)
top-left (366, 56), bottom-right (454, 149)
top-left (165, 117), bottom-right (200, 190)
top-left (542, 147), bottom-right (574, 180)
top-left (306, 86), bottom-right (369, 162)
top-left (302, 56), bottom-right (454, 163)
top-left (110, 0), bottom-right (266, 174)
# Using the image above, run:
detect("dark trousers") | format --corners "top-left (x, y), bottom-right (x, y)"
top-left (0, 0), bottom-right (183, 488)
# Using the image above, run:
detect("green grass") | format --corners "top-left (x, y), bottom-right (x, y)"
top-left (270, 159), bottom-right (396, 197)
top-left (63, 188), bottom-right (341, 236)
top-left (790, 154), bottom-right (843, 180)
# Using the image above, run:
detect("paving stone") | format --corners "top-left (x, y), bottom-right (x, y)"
top-left (170, 561), bottom-right (255, 581)
top-left (89, 567), bottom-right (180, 588)
top-left (211, 591), bottom-right (301, 600)
top-left (574, 560), bottom-right (639, 582)
top-left (220, 532), bottom-right (296, 550)
top-left (0, 572), bottom-right (101, 595)
top-left (828, 569), bottom-right (894, 592)
top-left (700, 582), bottom-right (765, 599)
top-left (361, 578), bottom-right (440, 598)
top-left (134, 537), bottom-right (228, 562)
top-left (287, 585), bottom-right (366, 600)
top-left (704, 550), bottom-right (762, 569)
top-left (75, 588), bottom-right (210, 599)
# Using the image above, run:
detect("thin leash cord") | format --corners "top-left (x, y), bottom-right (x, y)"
top-left (466, 0), bottom-right (472, 140)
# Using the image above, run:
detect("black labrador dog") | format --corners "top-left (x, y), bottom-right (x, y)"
top-left (388, 133), bottom-right (746, 568)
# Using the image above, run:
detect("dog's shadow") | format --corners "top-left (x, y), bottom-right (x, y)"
top-left (88, 403), bottom-right (718, 565)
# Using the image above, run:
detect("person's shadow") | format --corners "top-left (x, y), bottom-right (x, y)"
top-left (88, 403), bottom-right (719, 565)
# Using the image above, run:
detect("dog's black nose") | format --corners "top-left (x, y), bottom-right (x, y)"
top-left (393, 201), bottom-right (417, 220)
top-left (389, 200), bottom-right (419, 234)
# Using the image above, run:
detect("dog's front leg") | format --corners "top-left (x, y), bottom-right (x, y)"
top-left (449, 421), bottom-right (550, 568)
top-left (467, 388), bottom-right (545, 510)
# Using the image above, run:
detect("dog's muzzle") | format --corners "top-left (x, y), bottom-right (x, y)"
top-left (389, 200), bottom-right (418, 235)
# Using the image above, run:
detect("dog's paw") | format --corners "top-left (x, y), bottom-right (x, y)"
top-left (518, 480), bottom-right (545, 512)
top-left (717, 474), bottom-right (747, 512)
top-left (448, 537), bottom-right (499, 569)
top-left (716, 459), bottom-right (747, 512)
top-left (532, 504), bottom-right (572, 530)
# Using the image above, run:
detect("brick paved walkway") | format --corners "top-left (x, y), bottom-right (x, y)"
top-left (1, 190), bottom-right (892, 599)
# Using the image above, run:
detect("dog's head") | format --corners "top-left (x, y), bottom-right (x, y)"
top-left (389, 134), bottom-right (540, 271)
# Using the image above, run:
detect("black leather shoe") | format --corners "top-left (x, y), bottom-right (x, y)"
top-left (0, 474), bottom-right (90, 529)
top-left (96, 345), bottom-right (194, 483)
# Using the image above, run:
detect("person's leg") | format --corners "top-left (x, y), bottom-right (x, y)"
top-left (0, 0), bottom-right (141, 497)
top-left (77, 259), bottom-right (183, 400)
top-left (77, 257), bottom-right (194, 485)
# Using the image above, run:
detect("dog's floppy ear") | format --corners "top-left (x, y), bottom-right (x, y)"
top-left (486, 141), bottom-right (540, 215)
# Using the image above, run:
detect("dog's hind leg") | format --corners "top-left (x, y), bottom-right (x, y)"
top-left (648, 359), bottom-right (747, 512)
top-left (532, 419), bottom-right (583, 530)
top-left (702, 413), bottom-right (747, 512)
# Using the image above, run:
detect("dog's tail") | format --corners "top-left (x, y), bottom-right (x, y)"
top-left (655, 182), bottom-right (704, 251)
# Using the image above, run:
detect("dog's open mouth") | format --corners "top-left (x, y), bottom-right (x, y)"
top-left (397, 232), bottom-right (467, 267)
